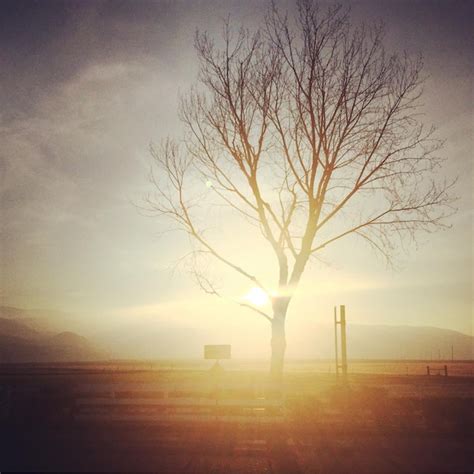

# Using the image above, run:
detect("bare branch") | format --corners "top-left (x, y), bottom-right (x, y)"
top-left (145, 0), bottom-right (455, 323)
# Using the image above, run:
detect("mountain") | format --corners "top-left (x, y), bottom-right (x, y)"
top-left (1, 306), bottom-right (471, 361)
top-left (0, 308), bottom-right (106, 363)
top-left (97, 320), bottom-right (473, 360)
top-left (287, 323), bottom-right (473, 360)
top-left (95, 320), bottom-right (209, 359)
top-left (0, 305), bottom-right (76, 333)
top-left (0, 317), bottom-right (41, 339)
top-left (346, 324), bottom-right (473, 360)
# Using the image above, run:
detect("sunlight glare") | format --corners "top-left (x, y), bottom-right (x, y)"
top-left (244, 287), bottom-right (269, 306)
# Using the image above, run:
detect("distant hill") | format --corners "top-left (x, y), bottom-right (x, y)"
top-left (346, 324), bottom-right (473, 360)
top-left (98, 320), bottom-right (473, 360)
top-left (287, 323), bottom-right (473, 360)
top-left (96, 320), bottom-right (209, 359)
top-left (0, 305), bottom-right (76, 333)
top-left (0, 317), bottom-right (41, 339)
top-left (0, 308), bottom-right (106, 363)
top-left (1, 306), bottom-right (471, 361)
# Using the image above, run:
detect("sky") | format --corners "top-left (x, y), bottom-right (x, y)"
top-left (0, 0), bottom-right (472, 357)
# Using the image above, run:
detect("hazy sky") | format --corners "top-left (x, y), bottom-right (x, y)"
top-left (0, 0), bottom-right (472, 356)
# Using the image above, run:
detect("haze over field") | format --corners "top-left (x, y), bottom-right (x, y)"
top-left (1, 0), bottom-right (472, 361)
top-left (1, 306), bottom-right (472, 362)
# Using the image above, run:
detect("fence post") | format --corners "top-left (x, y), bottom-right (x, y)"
top-left (426, 365), bottom-right (430, 376)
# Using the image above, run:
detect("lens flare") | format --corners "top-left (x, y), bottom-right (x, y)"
top-left (244, 287), bottom-right (269, 306)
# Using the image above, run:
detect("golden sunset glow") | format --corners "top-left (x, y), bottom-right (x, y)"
top-left (1, 1), bottom-right (472, 473)
top-left (244, 287), bottom-right (269, 307)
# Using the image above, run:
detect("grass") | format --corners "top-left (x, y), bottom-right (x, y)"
top-left (0, 361), bottom-right (472, 472)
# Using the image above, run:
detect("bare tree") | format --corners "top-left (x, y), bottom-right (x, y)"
top-left (145, 1), bottom-right (454, 380)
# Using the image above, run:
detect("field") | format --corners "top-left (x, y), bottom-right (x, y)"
top-left (1, 360), bottom-right (472, 472)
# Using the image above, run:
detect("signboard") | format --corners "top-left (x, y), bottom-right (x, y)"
top-left (204, 344), bottom-right (231, 360)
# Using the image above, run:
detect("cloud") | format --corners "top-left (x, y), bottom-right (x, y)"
top-left (1, 0), bottom-right (471, 338)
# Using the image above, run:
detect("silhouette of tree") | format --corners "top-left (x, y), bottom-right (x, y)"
top-left (145, 1), bottom-right (455, 380)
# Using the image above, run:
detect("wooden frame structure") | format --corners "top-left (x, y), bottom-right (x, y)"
top-left (334, 305), bottom-right (348, 379)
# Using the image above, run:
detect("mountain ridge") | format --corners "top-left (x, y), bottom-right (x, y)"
top-left (0, 307), bottom-right (106, 363)
top-left (1, 306), bottom-right (472, 361)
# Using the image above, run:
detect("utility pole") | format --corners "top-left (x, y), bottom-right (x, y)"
top-left (340, 305), bottom-right (348, 377)
top-left (334, 307), bottom-right (339, 377)
top-left (334, 305), bottom-right (348, 380)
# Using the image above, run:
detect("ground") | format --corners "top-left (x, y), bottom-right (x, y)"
top-left (0, 361), bottom-right (472, 473)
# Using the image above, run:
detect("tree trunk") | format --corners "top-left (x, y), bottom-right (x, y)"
top-left (270, 313), bottom-right (287, 383)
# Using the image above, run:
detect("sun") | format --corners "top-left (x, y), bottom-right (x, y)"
top-left (244, 287), bottom-right (269, 306)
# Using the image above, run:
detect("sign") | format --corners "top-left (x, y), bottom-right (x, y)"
top-left (204, 344), bottom-right (231, 360)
